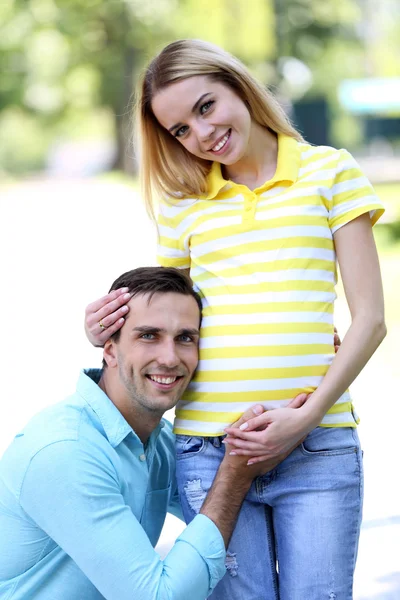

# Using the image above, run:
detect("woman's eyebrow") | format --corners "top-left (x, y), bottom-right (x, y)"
top-left (168, 93), bottom-right (211, 133)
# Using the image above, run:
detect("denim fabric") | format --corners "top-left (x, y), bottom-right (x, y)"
top-left (176, 427), bottom-right (363, 600)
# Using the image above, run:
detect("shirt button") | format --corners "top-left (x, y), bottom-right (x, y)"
top-left (245, 205), bottom-right (252, 211)
top-left (139, 453), bottom-right (146, 462)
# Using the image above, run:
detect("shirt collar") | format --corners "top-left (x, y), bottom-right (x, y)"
top-left (204, 161), bottom-right (230, 199)
top-left (204, 134), bottom-right (300, 199)
top-left (77, 369), bottom-right (135, 448)
top-left (268, 134), bottom-right (300, 187)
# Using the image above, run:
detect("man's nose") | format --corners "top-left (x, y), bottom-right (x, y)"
top-left (157, 340), bottom-right (180, 368)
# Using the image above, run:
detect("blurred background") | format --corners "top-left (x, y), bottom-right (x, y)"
top-left (1, 1), bottom-right (399, 598)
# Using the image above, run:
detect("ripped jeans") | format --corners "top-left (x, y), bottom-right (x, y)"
top-left (175, 427), bottom-right (363, 600)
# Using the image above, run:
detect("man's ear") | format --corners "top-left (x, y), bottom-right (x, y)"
top-left (103, 340), bottom-right (118, 368)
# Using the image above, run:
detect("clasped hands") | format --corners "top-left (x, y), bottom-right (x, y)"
top-left (224, 393), bottom-right (314, 466)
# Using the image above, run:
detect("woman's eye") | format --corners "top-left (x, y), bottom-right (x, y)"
top-left (175, 125), bottom-right (188, 138)
top-left (200, 100), bottom-right (214, 115)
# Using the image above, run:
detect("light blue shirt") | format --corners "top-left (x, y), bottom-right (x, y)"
top-left (0, 370), bottom-right (225, 600)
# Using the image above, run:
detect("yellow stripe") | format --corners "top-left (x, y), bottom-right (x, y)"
top-left (200, 345), bottom-right (333, 359)
top-left (202, 279), bottom-right (333, 296)
top-left (196, 238), bottom-right (334, 265)
top-left (202, 302), bottom-right (334, 316)
top-left (194, 259), bottom-right (336, 282)
top-left (193, 365), bottom-right (327, 382)
top-left (326, 401), bottom-right (352, 415)
top-left (201, 322), bottom-right (333, 336)
top-left (157, 255), bottom-right (190, 268)
top-left (181, 388), bottom-right (317, 403)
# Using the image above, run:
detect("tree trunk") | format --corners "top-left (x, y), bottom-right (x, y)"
top-left (112, 46), bottom-right (137, 175)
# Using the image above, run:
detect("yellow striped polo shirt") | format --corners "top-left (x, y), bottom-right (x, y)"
top-left (157, 135), bottom-right (384, 436)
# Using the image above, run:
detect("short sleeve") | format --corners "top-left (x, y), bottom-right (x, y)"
top-left (156, 197), bottom-right (191, 270)
top-left (329, 149), bottom-right (385, 233)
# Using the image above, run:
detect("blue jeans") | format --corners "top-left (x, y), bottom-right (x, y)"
top-left (176, 427), bottom-right (363, 600)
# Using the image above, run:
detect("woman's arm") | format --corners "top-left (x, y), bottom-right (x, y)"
top-left (225, 213), bottom-right (386, 460)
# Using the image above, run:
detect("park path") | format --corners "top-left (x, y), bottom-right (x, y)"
top-left (1, 178), bottom-right (399, 599)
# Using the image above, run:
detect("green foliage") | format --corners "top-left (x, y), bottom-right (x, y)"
top-left (1, 0), bottom-right (399, 173)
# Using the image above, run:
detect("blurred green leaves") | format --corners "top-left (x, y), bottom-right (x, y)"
top-left (0, 0), bottom-right (398, 175)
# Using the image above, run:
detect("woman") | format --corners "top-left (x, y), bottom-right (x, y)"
top-left (85, 39), bottom-right (386, 599)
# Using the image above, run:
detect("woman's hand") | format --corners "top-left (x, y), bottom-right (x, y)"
top-left (84, 288), bottom-right (131, 347)
top-left (224, 392), bottom-right (310, 465)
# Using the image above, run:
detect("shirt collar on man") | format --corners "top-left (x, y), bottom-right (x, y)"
top-left (77, 369), bottom-right (135, 448)
top-left (204, 134), bottom-right (301, 200)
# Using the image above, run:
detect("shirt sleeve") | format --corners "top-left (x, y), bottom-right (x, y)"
top-left (328, 149), bottom-right (385, 234)
top-left (156, 197), bottom-right (191, 269)
top-left (19, 440), bottom-right (226, 600)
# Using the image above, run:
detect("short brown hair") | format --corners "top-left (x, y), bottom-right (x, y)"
top-left (108, 266), bottom-right (202, 344)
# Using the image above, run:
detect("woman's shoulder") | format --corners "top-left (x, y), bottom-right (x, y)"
top-left (296, 140), bottom-right (357, 172)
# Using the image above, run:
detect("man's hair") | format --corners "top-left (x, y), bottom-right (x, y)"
top-left (105, 266), bottom-right (202, 348)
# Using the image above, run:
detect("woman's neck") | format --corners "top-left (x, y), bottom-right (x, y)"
top-left (222, 124), bottom-right (278, 190)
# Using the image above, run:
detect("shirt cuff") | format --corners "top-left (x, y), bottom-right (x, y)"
top-left (176, 514), bottom-right (226, 594)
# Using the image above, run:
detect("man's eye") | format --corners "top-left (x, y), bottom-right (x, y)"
top-left (178, 335), bottom-right (194, 343)
top-left (174, 125), bottom-right (188, 138)
top-left (141, 333), bottom-right (155, 340)
top-left (200, 100), bottom-right (214, 115)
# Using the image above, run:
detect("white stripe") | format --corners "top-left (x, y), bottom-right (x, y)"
top-left (193, 225), bottom-right (332, 258)
top-left (297, 168), bottom-right (337, 185)
top-left (191, 247), bottom-right (335, 275)
top-left (200, 332), bottom-right (332, 348)
top-left (321, 411), bottom-right (355, 425)
top-left (203, 290), bottom-right (335, 306)
top-left (177, 399), bottom-right (291, 412)
top-left (174, 419), bottom-right (231, 433)
top-left (176, 391), bottom-right (351, 413)
top-left (199, 269), bottom-right (336, 289)
top-left (300, 145), bottom-right (335, 160)
top-left (255, 203), bottom-right (328, 221)
top-left (332, 177), bottom-right (371, 196)
top-left (330, 196), bottom-right (377, 220)
top-left (201, 311), bottom-right (334, 327)
top-left (258, 181), bottom-right (332, 206)
top-left (188, 376), bottom-right (324, 393)
top-left (159, 194), bottom-right (243, 221)
top-left (197, 354), bottom-right (333, 370)
top-left (298, 153), bottom-right (340, 176)
top-left (157, 244), bottom-right (188, 259)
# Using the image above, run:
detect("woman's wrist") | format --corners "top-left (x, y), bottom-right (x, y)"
top-left (299, 399), bottom-right (325, 431)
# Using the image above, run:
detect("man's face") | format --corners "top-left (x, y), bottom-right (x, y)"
top-left (105, 292), bottom-right (200, 416)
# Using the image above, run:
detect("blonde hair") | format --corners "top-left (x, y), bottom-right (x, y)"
top-left (136, 39), bottom-right (302, 217)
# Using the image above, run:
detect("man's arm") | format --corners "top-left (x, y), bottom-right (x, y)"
top-left (20, 440), bottom-right (223, 600)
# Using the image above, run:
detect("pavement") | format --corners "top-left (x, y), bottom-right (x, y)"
top-left (1, 178), bottom-right (399, 599)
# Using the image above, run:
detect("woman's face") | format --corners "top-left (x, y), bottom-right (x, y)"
top-left (151, 75), bottom-right (252, 165)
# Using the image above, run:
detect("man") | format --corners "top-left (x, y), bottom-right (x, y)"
top-left (0, 267), bottom-right (294, 600)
